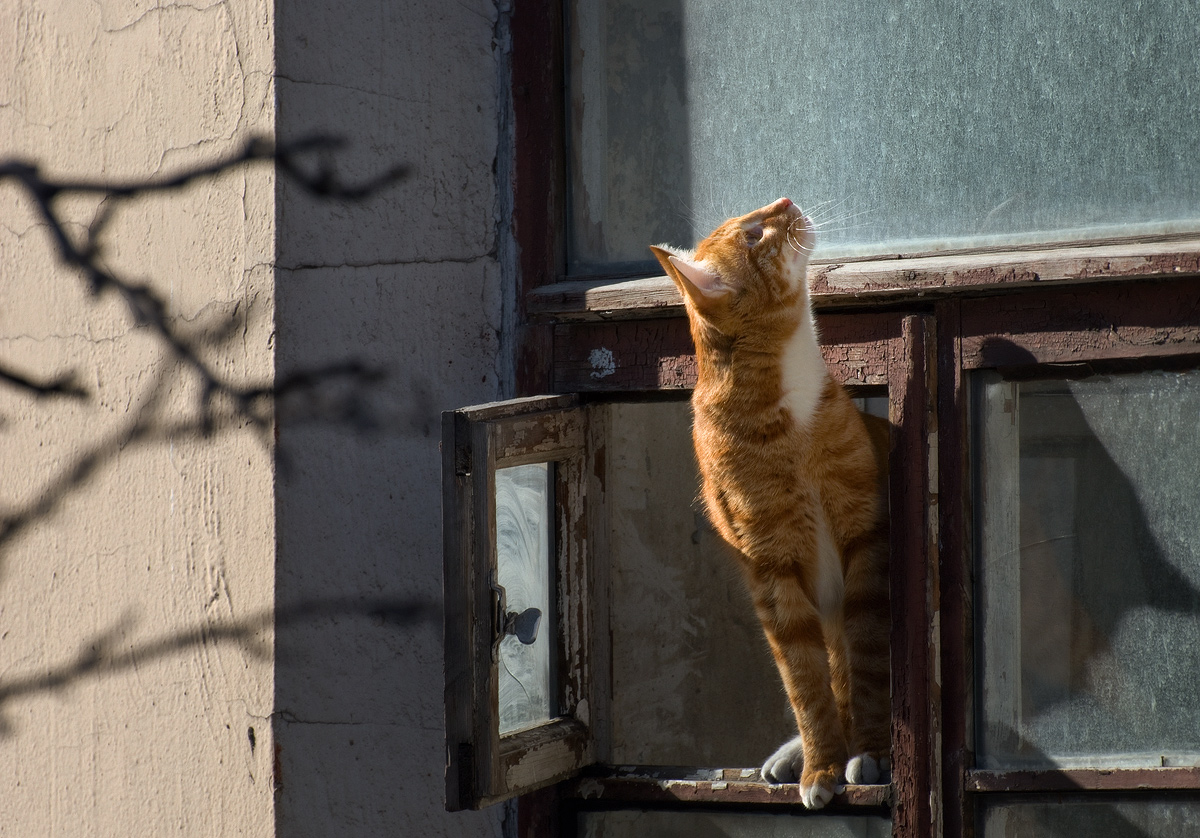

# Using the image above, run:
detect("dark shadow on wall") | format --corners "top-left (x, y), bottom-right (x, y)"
top-left (272, 2), bottom-right (518, 835)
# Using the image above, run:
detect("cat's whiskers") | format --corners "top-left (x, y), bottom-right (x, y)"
top-left (785, 217), bottom-right (815, 256)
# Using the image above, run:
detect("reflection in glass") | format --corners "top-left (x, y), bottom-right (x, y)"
top-left (495, 463), bottom-right (555, 735)
top-left (980, 799), bottom-right (1200, 838)
top-left (579, 810), bottom-right (891, 838)
top-left (974, 370), bottom-right (1200, 768)
top-left (568, 0), bottom-right (1200, 272)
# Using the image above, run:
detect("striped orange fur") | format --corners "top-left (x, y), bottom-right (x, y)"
top-left (650, 198), bottom-right (890, 810)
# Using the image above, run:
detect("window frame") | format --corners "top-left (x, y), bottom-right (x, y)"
top-left (937, 282), bottom-right (1200, 836)
top-left (443, 395), bottom-right (608, 810)
top-left (498, 1), bottom-right (1200, 834)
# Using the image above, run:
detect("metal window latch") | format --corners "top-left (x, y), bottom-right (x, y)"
top-left (491, 583), bottom-right (542, 646)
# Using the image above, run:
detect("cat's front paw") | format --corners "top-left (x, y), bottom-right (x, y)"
top-left (761, 735), bottom-right (805, 784)
top-left (845, 752), bottom-right (891, 785)
top-left (799, 766), bottom-right (843, 810)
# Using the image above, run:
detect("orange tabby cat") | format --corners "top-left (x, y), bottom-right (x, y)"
top-left (650, 198), bottom-right (890, 809)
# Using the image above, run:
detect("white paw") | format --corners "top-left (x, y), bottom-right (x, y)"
top-left (761, 735), bottom-right (804, 784)
top-left (846, 753), bottom-right (891, 785)
top-left (800, 780), bottom-right (837, 810)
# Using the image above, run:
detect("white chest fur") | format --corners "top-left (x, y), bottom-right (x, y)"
top-left (779, 312), bottom-right (827, 429)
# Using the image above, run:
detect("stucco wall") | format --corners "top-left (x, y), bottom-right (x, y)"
top-left (1, 2), bottom-right (508, 834)
top-left (0, 1), bottom-right (277, 835)
top-left (272, 2), bottom-right (507, 836)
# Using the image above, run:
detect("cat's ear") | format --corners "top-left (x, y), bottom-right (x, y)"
top-left (650, 245), bottom-right (730, 314)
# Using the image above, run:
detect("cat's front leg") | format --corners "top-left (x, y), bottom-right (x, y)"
top-left (762, 734), bottom-right (847, 808)
top-left (752, 574), bottom-right (848, 810)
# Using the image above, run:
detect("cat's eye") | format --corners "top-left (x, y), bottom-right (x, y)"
top-left (744, 224), bottom-right (764, 246)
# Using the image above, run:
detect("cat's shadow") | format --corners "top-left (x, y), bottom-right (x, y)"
top-left (976, 337), bottom-right (1200, 771)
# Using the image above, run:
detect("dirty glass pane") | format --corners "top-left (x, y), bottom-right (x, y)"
top-left (980, 799), bottom-right (1200, 837)
top-left (495, 463), bottom-right (555, 735)
top-left (973, 370), bottom-right (1200, 768)
top-left (567, 0), bottom-right (1200, 272)
top-left (579, 810), bottom-right (891, 838)
top-left (605, 402), bottom-right (795, 766)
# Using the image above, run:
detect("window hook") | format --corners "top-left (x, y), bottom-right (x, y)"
top-left (491, 582), bottom-right (542, 646)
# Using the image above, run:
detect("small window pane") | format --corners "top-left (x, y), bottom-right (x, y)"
top-left (980, 799), bottom-right (1200, 837)
top-left (974, 370), bottom-right (1200, 768)
top-left (579, 810), bottom-right (891, 838)
top-left (568, 0), bottom-right (1200, 272)
top-left (606, 402), bottom-right (794, 765)
top-left (495, 463), bottom-right (555, 734)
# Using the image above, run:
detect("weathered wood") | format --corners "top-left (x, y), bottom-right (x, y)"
top-left (888, 316), bottom-right (936, 838)
top-left (561, 767), bottom-right (893, 810)
top-left (810, 236), bottom-right (1200, 304)
top-left (552, 313), bottom-right (897, 393)
top-left (968, 767), bottom-right (1200, 793)
top-left (935, 300), bottom-right (974, 838)
top-left (553, 319), bottom-right (695, 392)
top-left (527, 237), bottom-right (1200, 321)
top-left (512, 0), bottom-right (565, 395)
top-left (443, 399), bottom-right (600, 811)
top-left (960, 279), bottom-right (1200, 369)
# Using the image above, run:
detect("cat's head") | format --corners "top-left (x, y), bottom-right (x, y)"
top-left (650, 198), bottom-right (813, 338)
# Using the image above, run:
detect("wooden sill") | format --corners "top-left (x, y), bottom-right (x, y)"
top-left (527, 235), bottom-right (1200, 322)
top-left (967, 766), bottom-right (1200, 794)
top-left (561, 766), bottom-right (893, 810)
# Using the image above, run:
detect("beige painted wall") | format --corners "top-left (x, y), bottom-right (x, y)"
top-left (2, 0), bottom-right (510, 836)
top-left (0, 1), bottom-right (276, 834)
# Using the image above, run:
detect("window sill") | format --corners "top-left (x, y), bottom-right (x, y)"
top-left (527, 235), bottom-right (1200, 323)
top-left (562, 766), bottom-right (893, 810)
top-left (968, 766), bottom-right (1200, 793)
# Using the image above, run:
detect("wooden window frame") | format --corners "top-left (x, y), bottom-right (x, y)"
top-left (498, 1), bottom-right (1200, 834)
top-left (444, 395), bottom-right (608, 810)
top-left (937, 281), bottom-right (1200, 837)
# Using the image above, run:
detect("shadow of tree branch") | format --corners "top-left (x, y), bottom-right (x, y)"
top-left (0, 596), bottom-right (436, 736)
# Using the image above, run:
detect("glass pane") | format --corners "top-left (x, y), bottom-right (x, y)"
top-left (980, 799), bottom-right (1200, 838)
top-left (579, 810), bottom-right (891, 838)
top-left (974, 369), bottom-right (1200, 768)
top-left (568, 0), bottom-right (1200, 272)
top-left (495, 462), bottom-right (555, 734)
top-left (606, 402), bottom-right (795, 765)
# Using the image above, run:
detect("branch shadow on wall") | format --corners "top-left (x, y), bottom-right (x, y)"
top-left (0, 138), bottom-right (433, 734)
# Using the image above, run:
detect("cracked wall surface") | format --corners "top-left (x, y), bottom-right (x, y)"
top-left (0, 1), bottom-right (276, 835)
top-left (1, 1), bottom-right (510, 835)
top-left (272, 1), bottom-right (507, 837)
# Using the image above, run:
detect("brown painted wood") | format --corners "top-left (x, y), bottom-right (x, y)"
top-left (960, 278), bottom-right (1200, 370)
top-left (888, 316), bottom-right (936, 838)
top-left (553, 319), bottom-right (696, 392)
top-left (560, 768), bottom-right (893, 810)
top-left (511, 0), bottom-right (565, 396)
top-left (527, 238), bottom-right (1200, 321)
top-left (443, 398), bottom-right (599, 811)
top-left (519, 784), bottom-right (563, 838)
top-left (552, 313), bottom-right (898, 393)
top-left (967, 767), bottom-right (1200, 793)
top-left (935, 300), bottom-right (973, 838)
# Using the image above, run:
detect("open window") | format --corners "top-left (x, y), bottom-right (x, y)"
top-left (477, 0), bottom-right (1200, 833)
top-left (443, 314), bottom-right (936, 827)
top-left (443, 395), bottom-right (606, 810)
